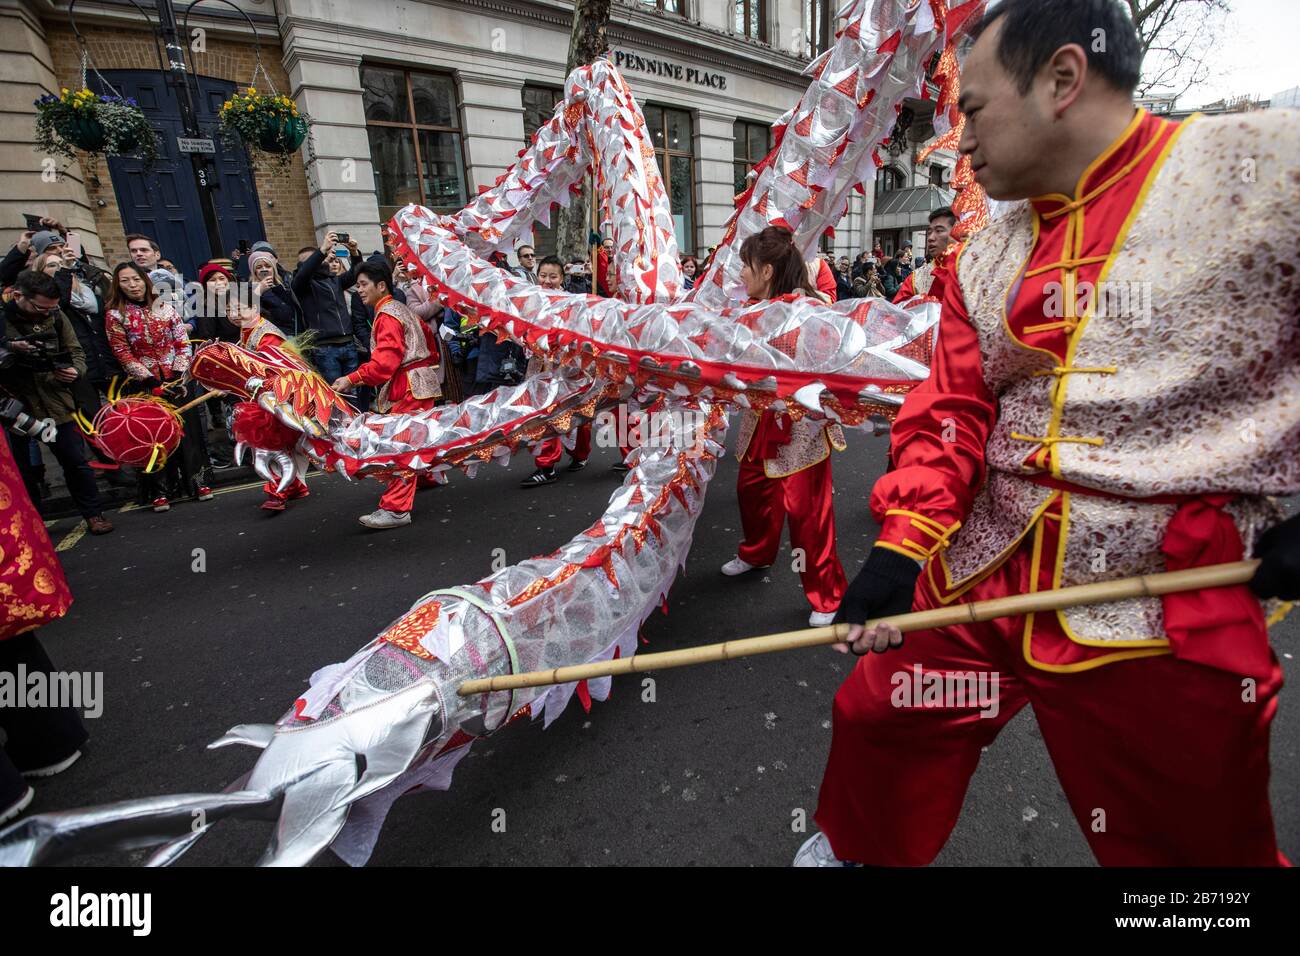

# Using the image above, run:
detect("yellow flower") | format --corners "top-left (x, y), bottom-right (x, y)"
top-left (61, 87), bottom-right (68, 94)
top-left (248, 87), bottom-right (256, 94)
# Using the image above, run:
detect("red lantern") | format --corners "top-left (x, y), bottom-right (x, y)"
top-left (82, 396), bottom-right (185, 472)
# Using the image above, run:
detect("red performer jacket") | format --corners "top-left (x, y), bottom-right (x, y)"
top-left (344, 295), bottom-right (440, 413)
top-left (872, 108), bottom-right (1300, 675)
top-left (892, 247), bottom-right (954, 303)
top-left (0, 437), bottom-right (72, 641)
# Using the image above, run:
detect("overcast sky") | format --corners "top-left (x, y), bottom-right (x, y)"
top-left (1175, 0), bottom-right (1298, 106)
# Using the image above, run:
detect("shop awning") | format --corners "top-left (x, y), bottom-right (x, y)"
top-left (872, 184), bottom-right (955, 231)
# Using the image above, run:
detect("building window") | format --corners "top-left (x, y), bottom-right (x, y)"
top-left (362, 65), bottom-right (468, 220)
top-left (522, 85), bottom-right (564, 256)
top-left (929, 164), bottom-right (947, 186)
top-left (639, 0), bottom-right (686, 13)
top-left (523, 85), bottom-right (563, 141)
top-left (809, 1), bottom-right (834, 56)
top-left (875, 166), bottom-right (905, 197)
top-left (735, 0), bottom-right (767, 41)
top-left (644, 104), bottom-right (695, 253)
top-left (733, 119), bottom-right (770, 196)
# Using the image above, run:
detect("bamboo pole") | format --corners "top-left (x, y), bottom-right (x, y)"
top-left (457, 559), bottom-right (1260, 696)
top-left (173, 390), bottom-right (225, 415)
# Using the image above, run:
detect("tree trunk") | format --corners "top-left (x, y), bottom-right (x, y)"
top-left (556, 0), bottom-right (612, 263)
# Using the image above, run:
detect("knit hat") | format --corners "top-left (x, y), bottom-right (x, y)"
top-left (198, 263), bottom-right (232, 286)
top-left (247, 250), bottom-right (276, 273)
top-left (31, 230), bottom-right (65, 255)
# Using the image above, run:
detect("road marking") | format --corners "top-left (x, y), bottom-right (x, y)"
top-left (56, 520), bottom-right (88, 552)
top-left (213, 478), bottom-right (274, 497)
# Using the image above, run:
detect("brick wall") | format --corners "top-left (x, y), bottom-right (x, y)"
top-left (43, 23), bottom-right (315, 268)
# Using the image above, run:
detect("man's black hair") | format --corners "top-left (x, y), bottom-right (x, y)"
top-left (929, 205), bottom-right (957, 225)
top-left (537, 255), bottom-right (564, 273)
top-left (355, 260), bottom-right (392, 291)
top-left (969, 0), bottom-right (1142, 95)
top-left (14, 268), bottom-right (60, 300)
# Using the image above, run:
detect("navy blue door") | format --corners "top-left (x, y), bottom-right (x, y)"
top-left (99, 71), bottom-right (266, 281)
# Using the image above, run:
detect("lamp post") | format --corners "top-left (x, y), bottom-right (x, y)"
top-left (154, 0), bottom-right (226, 262)
top-left (67, 0), bottom-right (225, 266)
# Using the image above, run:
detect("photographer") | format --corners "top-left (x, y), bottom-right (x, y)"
top-left (1, 218), bottom-right (68, 288)
top-left (1, 270), bottom-right (112, 534)
top-left (292, 231), bottom-right (362, 384)
top-left (470, 326), bottom-right (527, 396)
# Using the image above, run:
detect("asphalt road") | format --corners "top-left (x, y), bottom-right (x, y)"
top-left (27, 422), bottom-right (1300, 867)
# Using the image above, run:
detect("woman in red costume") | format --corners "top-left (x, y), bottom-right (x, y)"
top-left (720, 226), bottom-right (847, 627)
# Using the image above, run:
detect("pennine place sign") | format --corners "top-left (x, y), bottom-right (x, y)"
top-left (613, 50), bottom-right (728, 90)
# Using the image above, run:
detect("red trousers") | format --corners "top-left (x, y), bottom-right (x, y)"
top-left (534, 422), bottom-right (593, 469)
top-left (814, 539), bottom-right (1285, 866)
top-left (375, 394), bottom-right (439, 514)
top-left (736, 456), bottom-right (846, 613)
top-left (264, 477), bottom-right (309, 503)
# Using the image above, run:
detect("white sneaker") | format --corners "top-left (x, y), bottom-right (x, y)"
top-left (21, 749), bottom-right (82, 778)
top-left (721, 556), bottom-right (764, 576)
top-left (359, 509), bottom-right (412, 530)
top-left (0, 786), bottom-right (34, 825)
top-left (809, 609), bottom-right (837, 627)
top-left (792, 831), bottom-right (858, 867)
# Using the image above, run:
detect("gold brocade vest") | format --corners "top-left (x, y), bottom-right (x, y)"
top-left (375, 299), bottom-right (440, 412)
top-left (935, 111), bottom-right (1299, 645)
top-left (735, 410), bottom-right (846, 478)
top-left (910, 259), bottom-right (935, 296)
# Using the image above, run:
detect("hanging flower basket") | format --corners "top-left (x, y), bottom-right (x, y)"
top-left (259, 113), bottom-right (308, 152)
top-left (33, 88), bottom-right (157, 168)
top-left (219, 87), bottom-right (310, 170)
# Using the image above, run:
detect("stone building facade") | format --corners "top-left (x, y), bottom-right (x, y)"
top-left (3, 0), bottom-right (954, 274)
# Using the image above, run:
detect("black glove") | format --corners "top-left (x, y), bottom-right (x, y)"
top-left (836, 547), bottom-right (923, 626)
top-left (1250, 513), bottom-right (1300, 601)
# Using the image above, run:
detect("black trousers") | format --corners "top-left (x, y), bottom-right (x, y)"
top-left (8, 422), bottom-right (104, 520)
top-left (119, 380), bottom-right (209, 502)
top-left (0, 630), bottom-right (89, 807)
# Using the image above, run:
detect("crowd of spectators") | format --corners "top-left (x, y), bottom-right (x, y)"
top-left (0, 213), bottom-right (953, 525)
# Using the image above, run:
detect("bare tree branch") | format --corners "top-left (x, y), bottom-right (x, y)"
top-left (1130, 0), bottom-right (1232, 99)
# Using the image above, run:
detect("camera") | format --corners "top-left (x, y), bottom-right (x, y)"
top-left (499, 355), bottom-right (522, 383)
top-left (0, 332), bottom-right (74, 374)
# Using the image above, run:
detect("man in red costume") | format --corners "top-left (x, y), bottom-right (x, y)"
top-left (797, 0), bottom-right (1300, 867)
top-left (893, 206), bottom-right (956, 303)
top-left (331, 261), bottom-right (441, 530)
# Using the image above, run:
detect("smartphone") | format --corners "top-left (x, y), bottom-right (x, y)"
top-left (65, 231), bottom-right (82, 260)
top-left (23, 213), bottom-right (44, 231)
top-left (238, 238), bottom-right (250, 255)
top-left (337, 232), bottom-right (350, 245)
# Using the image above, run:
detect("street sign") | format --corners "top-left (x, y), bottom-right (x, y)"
top-left (177, 136), bottom-right (216, 154)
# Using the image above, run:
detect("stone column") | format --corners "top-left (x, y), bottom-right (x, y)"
top-left (0, 0), bottom-right (101, 260)
top-left (283, 49), bottom-right (382, 250)
top-left (693, 109), bottom-right (737, 256)
top-left (458, 70), bottom-right (526, 232)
